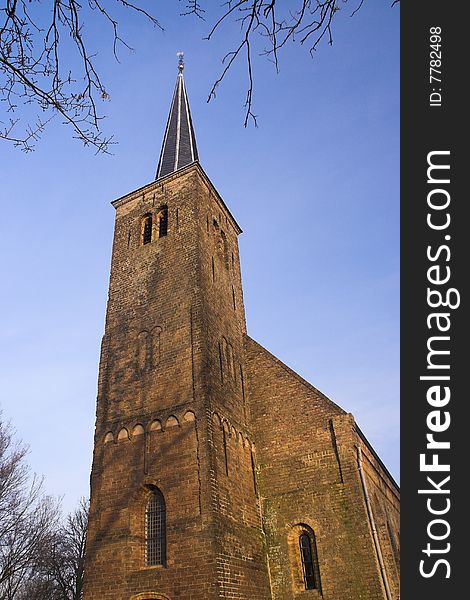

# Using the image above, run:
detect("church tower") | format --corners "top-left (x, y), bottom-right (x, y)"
top-left (83, 59), bottom-right (271, 600)
top-left (84, 60), bottom-right (400, 600)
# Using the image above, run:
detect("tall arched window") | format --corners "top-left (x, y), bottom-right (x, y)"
top-left (142, 214), bottom-right (153, 245)
top-left (299, 532), bottom-right (319, 590)
top-left (145, 489), bottom-right (166, 566)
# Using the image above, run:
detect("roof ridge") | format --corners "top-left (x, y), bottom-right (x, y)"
top-left (244, 335), bottom-right (346, 415)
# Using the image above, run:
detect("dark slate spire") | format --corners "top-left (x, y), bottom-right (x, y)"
top-left (156, 53), bottom-right (199, 180)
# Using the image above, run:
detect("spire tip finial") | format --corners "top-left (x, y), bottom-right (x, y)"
top-left (156, 54), bottom-right (199, 180)
top-left (177, 51), bottom-right (184, 72)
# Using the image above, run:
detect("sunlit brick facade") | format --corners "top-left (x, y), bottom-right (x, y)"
top-left (83, 64), bottom-right (399, 600)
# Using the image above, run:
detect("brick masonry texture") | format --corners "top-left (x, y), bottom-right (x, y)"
top-left (83, 163), bottom-right (399, 600)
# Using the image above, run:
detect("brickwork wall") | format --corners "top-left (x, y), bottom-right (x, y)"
top-left (84, 162), bottom-right (398, 600)
top-left (359, 437), bottom-right (400, 600)
top-left (86, 414), bottom-right (217, 600)
top-left (194, 170), bottom-right (272, 599)
top-left (244, 337), bottom-right (400, 600)
top-left (84, 164), bottom-right (271, 600)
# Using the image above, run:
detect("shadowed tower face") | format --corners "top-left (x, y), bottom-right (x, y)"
top-left (84, 60), bottom-right (400, 600)
top-left (83, 61), bottom-right (272, 600)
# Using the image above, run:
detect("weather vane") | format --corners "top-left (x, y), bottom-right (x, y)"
top-left (177, 51), bottom-right (184, 72)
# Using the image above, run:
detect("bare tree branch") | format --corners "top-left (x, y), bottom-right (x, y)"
top-left (180, 0), bottom-right (206, 19)
top-left (0, 414), bottom-right (62, 600)
top-left (15, 498), bottom-right (89, 600)
top-left (196, 1), bottom-right (369, 127)
top-left (1, 1), bottom-right (397, 150)
top-left (0, 1), bottom-right (162, 152)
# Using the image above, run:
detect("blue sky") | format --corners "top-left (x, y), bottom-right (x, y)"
top-left (0, 1), bottom-right (399, 512)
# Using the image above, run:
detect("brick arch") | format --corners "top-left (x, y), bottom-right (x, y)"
top-left (183, 409), bottom-right (196, 423)
top-left (128, 484), bottom-right (152, 519)
top-left (132, 423), bottom-right (145, 437)
top-left (148, 419), bottom-right (162, 432)
top-left (117, 427), bottom-right (129, 441)
top-left (165, 415), bottom-right (179, 429)
top-left (130, 593), bottom-right (170, 600)
top-left (286, 518), bottom-right (324, 539)
top-left (129, 481), bottom-right (169, 512)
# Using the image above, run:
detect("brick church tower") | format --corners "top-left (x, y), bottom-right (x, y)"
top-left (83, 60), bottom-right (400, 600)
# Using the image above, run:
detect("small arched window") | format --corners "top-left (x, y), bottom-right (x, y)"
top-left (145, 489), bottom-right (166, 566)
top-left (299, 532), bottom-right (319, 590)
top-left (142, 214), bottom-right (153, 245)
top-left (157, 206), bottom-right (168, 238)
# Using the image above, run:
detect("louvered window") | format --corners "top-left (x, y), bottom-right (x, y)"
top-left (158, 206), bottom-right (168, 237)
top-left (142, 215), bottom-right (153, 245)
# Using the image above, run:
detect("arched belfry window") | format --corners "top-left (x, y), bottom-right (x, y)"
top-left (145, 489), bottom-right (166, 566)
top-left (299, 531), bottom-right (320, 591)
top-left (157, 206), bottom-right (168, 238)
top-left (142, 214), bottom-right (153, 245)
